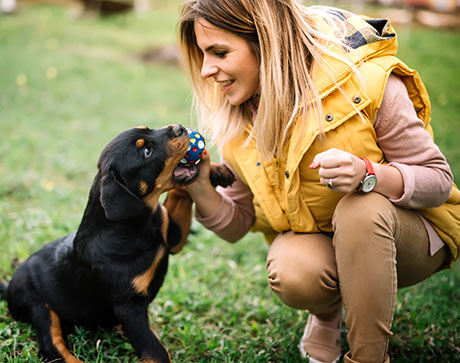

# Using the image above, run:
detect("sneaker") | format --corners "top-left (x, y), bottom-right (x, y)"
top-left (299, 310), bottom-right (342, 363)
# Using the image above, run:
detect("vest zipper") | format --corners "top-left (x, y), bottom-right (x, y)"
top-left (319, 74), bottom-right (351, 100)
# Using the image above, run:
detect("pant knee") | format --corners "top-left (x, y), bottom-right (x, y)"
top-left (333, 192), bottom-right (396, 250)
top-left (267, 255), bottom-right (326, 309)
top-left (266, 232), bottom-right (339, 312)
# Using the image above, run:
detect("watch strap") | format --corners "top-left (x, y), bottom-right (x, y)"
top-left (359, 157), bottom-right (375, 176)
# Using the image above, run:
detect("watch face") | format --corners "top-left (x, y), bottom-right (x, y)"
top-left (361, 175), bottom-right (377, 193)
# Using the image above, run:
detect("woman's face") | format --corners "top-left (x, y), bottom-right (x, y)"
top-left (194, 17), bottom-right (260, 106)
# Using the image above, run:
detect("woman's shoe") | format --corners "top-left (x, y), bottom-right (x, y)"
top-left (299, 311), bottom-right (342, 363)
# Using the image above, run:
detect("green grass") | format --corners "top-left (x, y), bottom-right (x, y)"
top-left (1, 3), bottom-right (459, 362)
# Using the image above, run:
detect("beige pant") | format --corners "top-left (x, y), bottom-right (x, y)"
top-left (266, 192), bottom-right (449, 363)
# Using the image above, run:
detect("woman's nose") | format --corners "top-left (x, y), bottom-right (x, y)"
top-left (201, 56), bottom-right (218, 79)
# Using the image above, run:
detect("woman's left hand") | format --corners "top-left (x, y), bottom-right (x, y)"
top-left (309, 148), bottom-right (367, 193)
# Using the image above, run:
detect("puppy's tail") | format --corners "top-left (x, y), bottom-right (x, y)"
top-left (0, 281), bottom-right (8, 301)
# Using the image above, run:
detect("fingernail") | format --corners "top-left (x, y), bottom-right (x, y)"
top-left (309, 161), bottom-right (318, 168)
top-left (203, 149), bottom-right (207, 155)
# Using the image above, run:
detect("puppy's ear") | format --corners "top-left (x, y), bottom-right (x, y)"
top-left (100, 169), bottom-right (147, 221)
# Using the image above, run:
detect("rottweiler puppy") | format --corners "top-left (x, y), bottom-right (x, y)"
top-left (0, 124), bottom-right (234, 363)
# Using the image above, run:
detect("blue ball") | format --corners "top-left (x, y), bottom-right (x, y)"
top-left (179, 129), bottom-right (206, 166)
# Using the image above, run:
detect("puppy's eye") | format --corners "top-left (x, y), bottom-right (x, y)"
top-left (144, 147), bottom-right (153, 158)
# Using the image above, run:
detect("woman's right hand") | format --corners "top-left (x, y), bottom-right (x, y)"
top-left (185, 149), bottom-right (212, 197)
top-left (184, 149), bottom-right (225, 217)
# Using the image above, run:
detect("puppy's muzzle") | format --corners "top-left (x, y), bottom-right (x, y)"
top-left (168, 124), bottom-right (187, 139)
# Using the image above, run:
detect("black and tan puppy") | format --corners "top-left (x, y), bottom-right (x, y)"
top-left (0, 124), bottom-right (234, 363)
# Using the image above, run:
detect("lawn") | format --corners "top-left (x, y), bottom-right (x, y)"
top-left (0, 2), bottom-right (459, 362)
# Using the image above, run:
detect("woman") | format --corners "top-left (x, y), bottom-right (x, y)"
top-left (178, 0), bottom-right (460, 362)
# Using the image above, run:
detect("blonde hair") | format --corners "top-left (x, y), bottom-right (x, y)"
top-left (179, 0), bottom-right (361, 160)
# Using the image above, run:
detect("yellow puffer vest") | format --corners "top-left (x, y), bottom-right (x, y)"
top-left (221, 13), bottom-right (460, 263)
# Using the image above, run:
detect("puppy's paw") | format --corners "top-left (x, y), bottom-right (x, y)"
top-left (209, 163), bottom-right (236, 188)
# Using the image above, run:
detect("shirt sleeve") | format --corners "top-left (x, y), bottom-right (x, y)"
top-left (195, 163), bottom-right (256, 242)
top-left (374, 74), bottom-right (453, 209)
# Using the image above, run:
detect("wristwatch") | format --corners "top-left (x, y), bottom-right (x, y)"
top-left (358, 157), bottom-right (377, 193)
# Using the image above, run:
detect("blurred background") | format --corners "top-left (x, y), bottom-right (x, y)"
top-left (1, 0), bottom-right (459, 361)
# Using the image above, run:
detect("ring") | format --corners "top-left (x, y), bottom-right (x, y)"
top-left (327, 178), bottom-right (334, 190)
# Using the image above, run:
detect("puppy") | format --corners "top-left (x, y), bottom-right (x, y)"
top-left (0, 125), bottom-right (234, 362)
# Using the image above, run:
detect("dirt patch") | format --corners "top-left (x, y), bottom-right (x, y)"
top-left (140, 45), bottom-right (180, 66)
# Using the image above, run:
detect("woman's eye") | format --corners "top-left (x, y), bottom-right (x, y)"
top-left (144, 147), bottom-right (153, 158)
top-left (215, 50), bottom-right (228, 58)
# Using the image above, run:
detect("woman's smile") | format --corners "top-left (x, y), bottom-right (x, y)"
top-left (219, 79), bottom-right (235, 91)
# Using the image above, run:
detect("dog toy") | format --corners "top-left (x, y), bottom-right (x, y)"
top-left (179, 129), bottom-right (206, 166)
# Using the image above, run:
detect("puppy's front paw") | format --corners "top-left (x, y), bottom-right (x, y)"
top-left (209, 163), bottom-right (236, 188)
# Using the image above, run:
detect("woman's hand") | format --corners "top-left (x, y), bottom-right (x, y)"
top-left (184, 150), bottom-right (225, 217)
top-left (309, 148), bottom-right (366, 193)
top-left (185, 149), bottom-right (212, 196)
top-left (309, 148), bottom-right (404, 199)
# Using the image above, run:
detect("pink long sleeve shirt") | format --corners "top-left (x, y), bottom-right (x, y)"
top-left (196, 75), bottom-right (453, 254)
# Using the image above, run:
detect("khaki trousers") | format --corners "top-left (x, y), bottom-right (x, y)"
top-left (266, 192), bottom-right (449, 363)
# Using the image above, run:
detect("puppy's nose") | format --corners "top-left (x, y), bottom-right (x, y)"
top-left (170, 124), bottom-right (187, 138)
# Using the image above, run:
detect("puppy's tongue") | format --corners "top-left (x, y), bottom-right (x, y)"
top-left (174, 165), bottom-right (197, 179)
